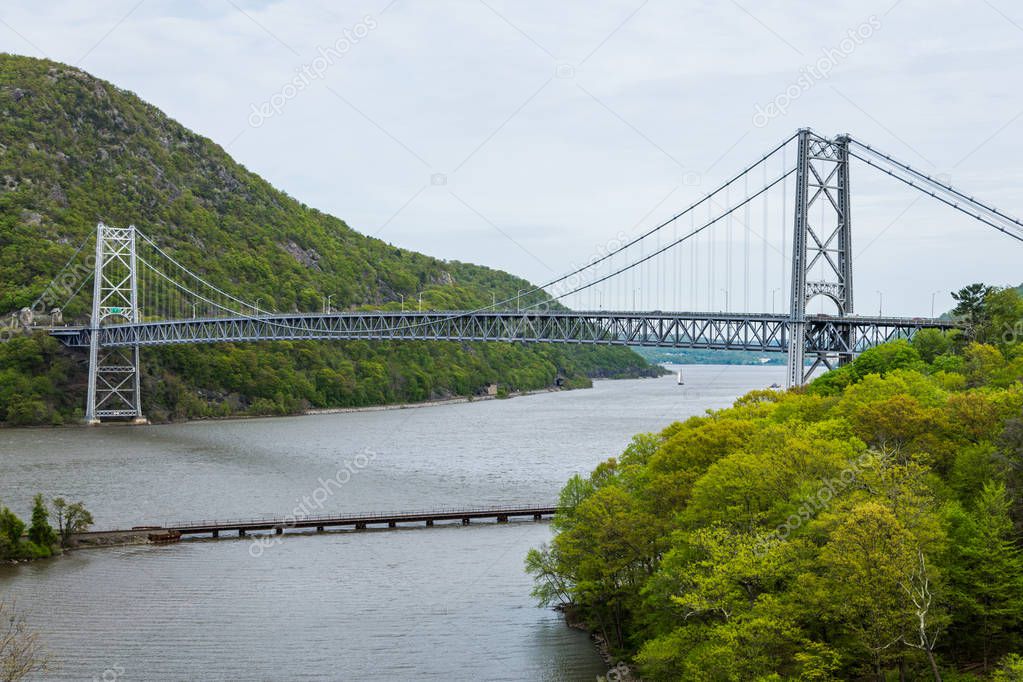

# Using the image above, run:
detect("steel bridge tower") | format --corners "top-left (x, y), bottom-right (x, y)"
top-left (84, 223), bottom-right (146, 424)
top-left (787, 130), bottom-right (855, 387)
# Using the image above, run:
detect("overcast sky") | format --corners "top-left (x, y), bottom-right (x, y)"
top-left (3, 0), bottom-right (1022, 315)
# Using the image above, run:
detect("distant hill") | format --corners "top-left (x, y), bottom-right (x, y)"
top-left (632, 347), bottom-right (786, 366)
top-left (0, 54), bottom-right (657, 425)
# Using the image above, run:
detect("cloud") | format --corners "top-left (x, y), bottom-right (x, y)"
top-left (3, 0), bottom-right (1023, 312)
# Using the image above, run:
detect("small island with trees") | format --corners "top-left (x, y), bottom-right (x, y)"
top-left (0, 495), bottom-right (92, 562)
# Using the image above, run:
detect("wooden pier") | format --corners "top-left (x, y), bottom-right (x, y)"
top-left (72, 505), bottom-right (560, 544)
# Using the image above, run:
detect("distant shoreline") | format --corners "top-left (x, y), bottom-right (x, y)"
top-left (302, 385), bottom-right (563, 416)
top-left (0, 385), bottom-right (570, 430)
top-left (0, 366), bottom-right (790, 430)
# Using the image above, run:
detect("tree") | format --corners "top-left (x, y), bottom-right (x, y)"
top-left (524, 544), bottom-right (572, 608)
top-left (962, 343), bottom-right (1005, 388)
top-left (0, 600), bottom-right (46, 681)
top-left (0, 508), bottom-right (25, 560)
top-left (943, 483), bottom-right (1023, 671)
top-left (899, 550), bottom-right (947, 681)
top-left (819, 502), bottom-right (916, 679)
top-left (26, 494), bottom-right (55, 552)
top-left (849, 340), bottom-right (925, 380)
top-left (951, 283), bottom-right (995, 330)
top-left (981, 287), bottom-right (1023, 346)
top-left (991, 653), bottom-right (1023, 681)
top-left (996, 417), bottom-right (1023, 529)
top-left (550, 484), bottom-right (664, 651)
top-left (911, 329), bottom-right (953, 364)
top-left (51, 498), bottom-right (93, 547)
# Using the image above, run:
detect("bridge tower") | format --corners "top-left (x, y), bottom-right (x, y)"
top-left (84, 223), bottom-right (146, 424)
top-left (787, 129), bottom-right (855, 387)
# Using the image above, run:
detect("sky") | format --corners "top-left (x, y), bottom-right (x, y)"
top-left (2, 0), bottom-right (1022, 315)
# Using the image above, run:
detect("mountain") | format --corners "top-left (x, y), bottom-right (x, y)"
top-left (0, 54), bottom-right (658, 425)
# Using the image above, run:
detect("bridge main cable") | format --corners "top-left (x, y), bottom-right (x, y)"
top-left (524, 165), bottom-right (798, 307)
top-left (126, 132), bottom-right (800, 340)
top-left (310, 132), bottom-right (800, 333)
top-left (507, 131), bottom-right (800, 309)
top-left (845, 138), bottom-right (1023, 243)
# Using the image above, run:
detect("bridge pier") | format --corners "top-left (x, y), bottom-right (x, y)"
top-left (238, 529), bottom-right (246, 537)
top-left (425, 519), bottom-right (433, 527)
top-left (355, 522), bottom-right (366, 530)
top-left (496, 515), bottom-right (508, 523)
top-left (787, 130), bottom-right (855, 387)
top-left (84, 223), bottom-right (146, 424)
top-left (461, 517), bottom-right (470, 526)
top-left (211, 530), bottom-right (219, 538)
top-left (388, 521), bottom-right (396, 528)
top-left (316, 526), bottom-right (324, 532)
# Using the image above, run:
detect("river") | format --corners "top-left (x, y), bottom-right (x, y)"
top-left (0, 364), bottom-right (784, 681)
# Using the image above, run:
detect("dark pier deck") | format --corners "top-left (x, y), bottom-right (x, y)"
top-left (72, 505), bottom-right (560, 544)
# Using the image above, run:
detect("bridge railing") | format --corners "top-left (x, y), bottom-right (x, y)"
top-left (151, 503), bottom-right (562, 531)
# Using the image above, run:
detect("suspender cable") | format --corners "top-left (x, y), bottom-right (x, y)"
top-left (691, 210), bottom-right (697, 310)
top-left (762, 161), bottom-right (768, 313)
top-left (525, 168), bottom-right (797, 307)
top-left (708, 200), bottom-right (715, 310)
top-left (744, 172), bottom-right (751, 313)
top-left (725, 184), bottom-right (732, 311)
top-left (781, 145), bottom-right (788, 312)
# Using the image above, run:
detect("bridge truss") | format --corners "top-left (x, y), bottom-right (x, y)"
top-left (52, 310), bottom-right (953, 357)
top-left (23, 127), bottom-right (1023, 422)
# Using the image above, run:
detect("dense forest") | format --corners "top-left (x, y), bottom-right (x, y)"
top-left (0, 54), bottom-right (658, 425)
top-left (0, 332), bottom-right (654, 425)
top-left (529, 285), bottom-right (1023, 681)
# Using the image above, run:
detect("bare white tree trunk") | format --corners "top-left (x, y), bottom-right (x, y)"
top-left (900, 551), bottom-right (943, 682)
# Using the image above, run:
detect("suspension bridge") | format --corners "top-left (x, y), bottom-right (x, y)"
top-left (13, 128), bottom-right (1022, 423)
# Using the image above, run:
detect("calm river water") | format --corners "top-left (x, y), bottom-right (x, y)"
top-left (0, 364), bottom-right (783, 680)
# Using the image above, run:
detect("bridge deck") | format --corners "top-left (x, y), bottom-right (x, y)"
top-left (47, 309), bottom-right (956, 355)
top-left (72, 504), bottom-right (560, 541)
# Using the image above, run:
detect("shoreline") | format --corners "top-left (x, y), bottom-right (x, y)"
top-left (301, 385), bottom-right (563, 416)
top-left (562, 606), bottom-right (639, 681)
top-left (1, 371), bottom-right (668, 430)
top-left (0, 384), bottom-right (571, 430)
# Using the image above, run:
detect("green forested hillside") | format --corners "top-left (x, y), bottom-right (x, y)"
top-left (530, 286), bottom-right (1023, 680)
top-left (0, 54), bottom-right (658, 425)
